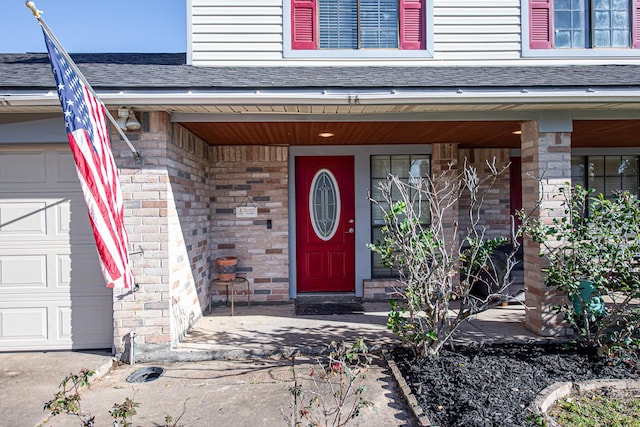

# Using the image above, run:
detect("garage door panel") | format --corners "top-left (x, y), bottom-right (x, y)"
top-left (0, 196), bottom-right (94, 243)
top-left (0, 146), bottom-right (112, 351)
top-left (0, 294), bottom-right (112, 350)
top-left (0, 248), bottom-right (107, 296)
top-left (0, 307), bottom-right (47, 340)
top-left (54, 151), bottom-right (80, 183)
top-left (58, 299), bottom-right (112, 346)
top-left (1, 250), bottom-right (62, 293)
top-left (62, 250), bottom-right (109, 297)
top-left (67, 197), bottom-right (93, 241)
top-left (0, 201), bottom-right (47, 235)
top-left (0, 255), bottom-right (46, 289)
top-left (0, 148), bottom-right (80, 192)
top-left (0, 150), bottom-right (46, 184)
top-left (1, 197), bottom-right (63, 240)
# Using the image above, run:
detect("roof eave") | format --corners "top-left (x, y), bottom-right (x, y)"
top-left (3, 87), bottom-right (640, 108)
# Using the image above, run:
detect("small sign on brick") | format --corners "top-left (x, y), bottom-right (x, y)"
top-left (235, 206), bottom-right (258, 218)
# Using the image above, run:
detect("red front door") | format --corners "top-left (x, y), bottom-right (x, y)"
top-left (295, 156), bottom-right (355, 293)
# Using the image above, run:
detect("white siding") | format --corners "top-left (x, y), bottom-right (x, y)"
top-left (433, 0), bottom-right (522, 60)
top-left (190, 0), bottom-right (284, 64)
top-left (189, 0), bottom-right (640, 66)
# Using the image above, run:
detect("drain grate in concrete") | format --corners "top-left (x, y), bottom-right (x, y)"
top-left (126, 366), bottom-right (165, 383)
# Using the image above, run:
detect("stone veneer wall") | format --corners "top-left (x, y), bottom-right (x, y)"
top-left (111, 113), bottom-right (210, 357)
top-left (209, 146), bottom-right (289, 304)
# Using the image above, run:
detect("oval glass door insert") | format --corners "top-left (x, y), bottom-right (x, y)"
top-left (309, 169), bottom-right (341, 241)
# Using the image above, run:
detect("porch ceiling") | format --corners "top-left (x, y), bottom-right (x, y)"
top-left (178, 120), bottom-right (640, 148)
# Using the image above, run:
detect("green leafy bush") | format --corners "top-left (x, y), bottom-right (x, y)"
top-left (523, 185), bottom-right (640, 354)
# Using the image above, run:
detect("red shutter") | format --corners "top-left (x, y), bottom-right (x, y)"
top-left (399, 0), bottom-right (425, 50)
top-left (530, 0), bottom-right (553, 49)
top-left (291, 0), bottom-right (317, 49)
top-left (633, 0), bottom-right (640, 48)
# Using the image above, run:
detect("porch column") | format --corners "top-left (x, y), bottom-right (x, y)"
top-left (521, 120), bottom-right (573, 336)
top-left (432, 143), bottom-right (460, 266)
top-left (458, 148), bottom-right (512, 239)
top-left (112, 113), bottom-right (211, 360)
top-left (112, 112), bottom-right (172, 357)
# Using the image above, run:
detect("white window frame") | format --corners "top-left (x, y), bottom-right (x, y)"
top-left (283, 0), bottom-right (435, 59)
top-left (521, 0), bottom-right (640, 58)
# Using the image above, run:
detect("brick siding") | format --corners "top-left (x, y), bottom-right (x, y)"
top-left (521, 121), bottom-right (573, 336)
top-left (111, 114), bottom-right (210, 356)
top-left (167, 124), bottom-right (211, 342)
top-left (209, 146), bottom-right (290, 304)
top-left (458, 148), bottom-right (512, 240)
top-left (107, 116), bottom-right (570, 357)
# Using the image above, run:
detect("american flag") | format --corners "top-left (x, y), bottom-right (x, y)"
top-left (42, 29), bottom-right (134, 290)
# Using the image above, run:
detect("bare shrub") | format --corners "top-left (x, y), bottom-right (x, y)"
top-left (368, 159), bottom-right (524, 356)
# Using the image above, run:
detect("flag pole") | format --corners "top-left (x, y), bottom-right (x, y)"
top-left (25, 1), bottom-right (142, 163)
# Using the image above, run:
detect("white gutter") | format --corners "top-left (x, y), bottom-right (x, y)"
top-left (2, 87), bottom-right (640, 107)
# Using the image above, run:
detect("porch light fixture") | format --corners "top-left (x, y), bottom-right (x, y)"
top-left (125, 110), bottom-right (141, 131)
top-left (116, 107), bottom-right (141, 131)
top-left (512, 130), bottom-right (522, 135)
top-left (318, 132), bottom-right (334, 138)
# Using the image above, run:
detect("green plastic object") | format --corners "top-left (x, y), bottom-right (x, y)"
top-left (572, 280), bottom-right (606, 316)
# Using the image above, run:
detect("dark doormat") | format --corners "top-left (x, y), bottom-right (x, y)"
top-left (295, 302), bottom-right (365, 316)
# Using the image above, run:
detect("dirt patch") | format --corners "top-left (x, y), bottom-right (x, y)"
top-left (391, 343), bottom-right (640, 427)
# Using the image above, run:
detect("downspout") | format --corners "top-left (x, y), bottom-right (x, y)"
top-left (129, 331), bottom-right (136, 365)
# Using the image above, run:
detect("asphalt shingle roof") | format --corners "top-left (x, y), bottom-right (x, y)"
top-left (2, 53), bottom-right (640, 91)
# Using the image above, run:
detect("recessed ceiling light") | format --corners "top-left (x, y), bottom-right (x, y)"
top-left (318, 132), bottom-right (335, 138)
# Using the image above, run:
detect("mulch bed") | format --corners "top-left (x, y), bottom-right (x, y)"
top-left (391, 342), bottom-right (640, 427)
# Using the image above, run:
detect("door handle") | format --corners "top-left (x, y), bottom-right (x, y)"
top-left (346, 227), bottom-right (355, 234)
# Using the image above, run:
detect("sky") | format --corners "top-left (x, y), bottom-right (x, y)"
top-left (0, 0), bottom-right (187, 53)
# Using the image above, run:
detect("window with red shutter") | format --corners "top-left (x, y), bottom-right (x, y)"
top-left (291, 0), bottom-right (317, 50)
top-left (291, 0), bottom-right (426, 51)
top-left (400, 0), bottom-right (426, 50)
top-left (529, 0), bottom-right (639, 50)
top-left (529, 0), bottom-right (552, 49)
top-left (633, 0), bottom-right (640, 48)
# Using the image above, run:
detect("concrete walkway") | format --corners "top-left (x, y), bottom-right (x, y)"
top-left (1, 302), bottom-right (542, 426)
top-left (172, 302), bottom-right (540, 360)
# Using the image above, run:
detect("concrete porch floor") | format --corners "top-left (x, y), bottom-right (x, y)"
top-left (171, 302), bottom-right (543, 362)
top-left (2, 302), bottom-right (548, 426)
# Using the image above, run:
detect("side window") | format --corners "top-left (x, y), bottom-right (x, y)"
top-left (529, 0), bottom-right (640, 49)
top-left (370, 154), bottom-right (430, 278)
top-left (292, 0), bottom-right (426, 51)
top-left (572, 155), bottom-right (640, 199)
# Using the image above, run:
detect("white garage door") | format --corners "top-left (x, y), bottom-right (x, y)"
top-left (0, 146), bottom-right (113, 351)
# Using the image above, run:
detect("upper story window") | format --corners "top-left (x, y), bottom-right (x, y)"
top-left (291, 0), bottom-right (426, 51)
top-left (529, 0), bottom-right (640, 49)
